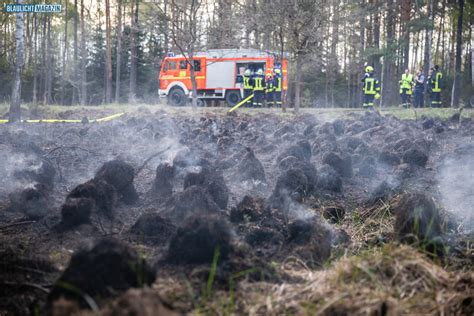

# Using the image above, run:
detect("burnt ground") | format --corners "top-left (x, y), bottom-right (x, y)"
top-left (0, 106), bottom-right (473, 315)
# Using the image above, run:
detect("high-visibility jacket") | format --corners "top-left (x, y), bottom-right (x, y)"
top-left (362, 75), bottom-right (380, 95)
top-left (273, 75), bottom-right (282, 92)
top-left (400, 73), bottom-right (413, 95)
top-left (253, 75), bottom-right (265, 91)
top-left (431, 71), bottom-right (442, 92)
top-left (243, 75), bottom-right (253, 89)
top-left (266, 76), bottom-right (274, 92)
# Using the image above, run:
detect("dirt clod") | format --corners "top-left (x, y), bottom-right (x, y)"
top-left (230, 195), bottom-right (265, 223)
top-left (8, 186), bottom-right (50, 219)
top-left (402, 148), bottom-right (428, 167)
top-left (151, 162), bottom-right (175, 198)
top-left (235, 147), bottom-right (266, 183)
top-left (95, 159), bottom-right (138, 205)
top-left (67, 179), bottom-right (117, 218)
top-left (130, 212), bottom-right (176, 244)
top-left (60, 197), bottom-right (93, 228)
top-left (164, 185), bottom-right (221, 222)
top-left (322, 152), bottom-right (353, 178)
top-left (183, 166), bottom-right (229, 209)
top-left (393, 193), bottom-right (444, 253)
top-left (48, 239), bottom-right (156, 308)
top-left (166, 215), bottom-right (233, 264)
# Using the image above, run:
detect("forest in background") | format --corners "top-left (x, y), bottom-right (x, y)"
top-left (0, 0), bottom-right (473, 108)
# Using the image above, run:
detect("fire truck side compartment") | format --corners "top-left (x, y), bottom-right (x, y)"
top-left (206, 61), bottom-right (235, 89)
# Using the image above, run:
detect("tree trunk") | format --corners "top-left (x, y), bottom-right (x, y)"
top-left (46, 15), bottom-right (52, 104)
top-left (372, 0), bottom-right (381, 72)
top-left (32, 13), bottom-right (38, 106)
top-left (80, 0), bottom-right (87, 105)
top-left (381, 0), bottom-right (396, 107)
top-left (401, 0), bottom-right (411, 70)
top-left (9, 0), bottom-right (25, 122)
top-left (129, 0), bottom-right (138, 103)
top-left (451, 0), bottom-right (464, 108)
top-left (73, 0), bottom-right (78, 104)
top-left (115, 0), bottom-right (123, 102)
top-left (189, 52), bottom-right (198, 108)
top-left (294, 54), bottom-right (302, 112)
top-left (61, 0), bottom-right (68, 105)
top-left (423, 0), bottom-right (433, 75)
top-left (105, 0), bottom-right (112, 103)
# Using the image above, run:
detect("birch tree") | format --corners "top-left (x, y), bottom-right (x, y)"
top-left (9, 0), bottom-right (25, 122)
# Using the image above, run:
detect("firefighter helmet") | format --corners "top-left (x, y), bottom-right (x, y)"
top-left (256, 69), bottom-right (263, 75)
top-left (244, 69), bottom-right (251, 76)
top-left (365, 66), bottom-right (374, 73)
top-left (273, 68), bottom-right (281, 74)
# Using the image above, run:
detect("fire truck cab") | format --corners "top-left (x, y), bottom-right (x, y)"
top-left (159, 49), bottom-right (288, 106)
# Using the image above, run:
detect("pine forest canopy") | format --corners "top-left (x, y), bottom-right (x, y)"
top-left (0, 0), bottom-right (472, 108)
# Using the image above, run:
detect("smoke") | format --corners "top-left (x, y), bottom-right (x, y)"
top-left (0, 149), bottom-right (42, 197)
top-left (437, 146), bottom-right (474, 233)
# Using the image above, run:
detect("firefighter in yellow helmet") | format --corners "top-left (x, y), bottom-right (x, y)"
top-left (428, 65), bottom-right (443, 107)
top-left (272, 68), bottom-right (283, 107)
top-left (361, 66), bottom-right (381, 110)
top-left (266, 72), bottom-right (274, 107)
top-left (242, 69), bottom-right (254, 107)
top-left (399, 68), bottom-right (414, 108)
top-left (253, 68), bottom-right (266, 107)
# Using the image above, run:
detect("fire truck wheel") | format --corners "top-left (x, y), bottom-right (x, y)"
top-left (225, 91), bottom-right (242, 107)
top-left (168, 88), bottom-right (187, 106)
top-left (197, 99), bottom-right (206, 107)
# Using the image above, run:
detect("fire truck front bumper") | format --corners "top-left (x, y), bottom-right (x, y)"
top-left (158, 89), bottom-right (167, 97)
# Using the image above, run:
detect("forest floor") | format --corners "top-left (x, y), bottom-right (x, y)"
top-left (0, 104), bottom-right (473, 315)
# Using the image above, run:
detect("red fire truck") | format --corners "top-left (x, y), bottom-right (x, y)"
top-left (158, 49), bottom-right (288, 106)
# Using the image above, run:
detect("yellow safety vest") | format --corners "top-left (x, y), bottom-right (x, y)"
top-left (363, 77), bottom-right (377, 95)
top-left (400, 74), bottom-right (413, 94)
top-left (432, 72), bottom-right (442, 92)
top-left (243, 76), bottom-right (252, 89)
top-left (274, 77), bottom-right (282, 92)
top-left (266, 78), bottom-right (274, 92)
top-left (254, 77), bottom-right (264, 91)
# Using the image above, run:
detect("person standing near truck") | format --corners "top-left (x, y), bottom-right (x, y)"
top-left (253, 69), bottom-right (266, 107)
top-left (266, 73), bottom-right (274, 107)
top-left (242, 69), bottom-right (254, 107)
top-left (361, 66), bottom-right (380, 110)
top-left (273, 68), bottom-right (283, 107)
top-left (413, 69), bottom-right (425, 108)
top-left (399, 68), bottom-right (414, 108)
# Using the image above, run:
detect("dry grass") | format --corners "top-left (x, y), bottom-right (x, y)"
top-left (221, 244), bottom-right (473, 315)
top-left (181, 197), bottom-right (473, 315)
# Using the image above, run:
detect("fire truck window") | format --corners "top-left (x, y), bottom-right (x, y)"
top-left (168, 61), bottom-right (177, 70)
top-left (193, 60), bottom-right (201, 72)
top-left (163, 62), bottom-right (168, 72)
top-left (179, 60), bottom-right (188, 70)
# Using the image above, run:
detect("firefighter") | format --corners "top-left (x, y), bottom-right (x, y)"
top-left (273, 68), bottom-right (283, 107)
top-left (361, 66), bottom-right (380, 110)
top-left (429, 65), bottom-right (443, 107)
top-left (413, 69), bottom-right (425, 108)
top-left (253, 68), bottom-right (266, 107)
top-left (266, 73), bottom-right (274, 107)
top-left (242, 69), bottom-right (254, 107)
top-left (399, 68), bottom-right (414, 108)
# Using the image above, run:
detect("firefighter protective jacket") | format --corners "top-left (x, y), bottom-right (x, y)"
top-left (243, 75), bottom-right (254, 89)
top-left (362, 74), bottom-right (380, 95)
top-left (253, 75), bottom-right (266, 91)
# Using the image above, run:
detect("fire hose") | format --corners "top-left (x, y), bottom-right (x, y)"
top-left (228, 94), bottom-right (254, 113)
top-left (0, 112), bottom-right (125, 124)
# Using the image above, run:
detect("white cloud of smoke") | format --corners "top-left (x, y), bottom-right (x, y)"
top-left (437, 149), bottom-right (474, 233)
